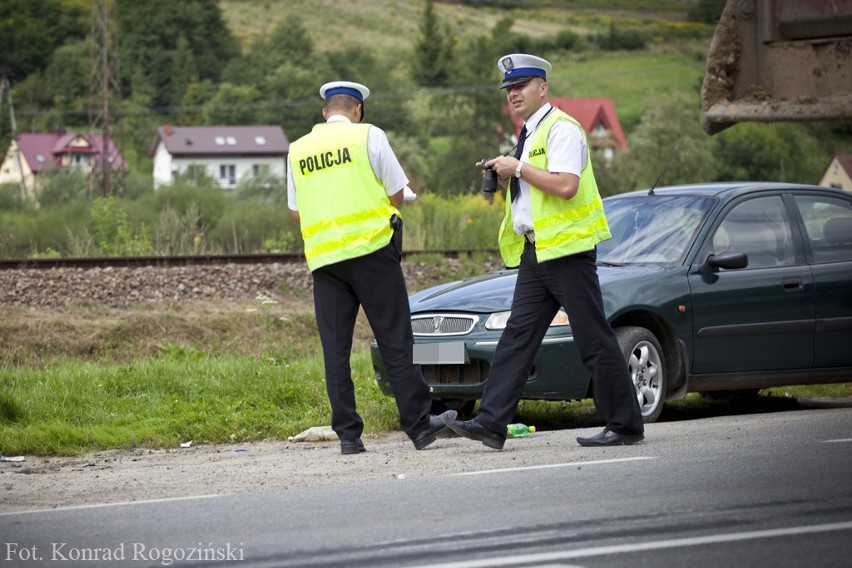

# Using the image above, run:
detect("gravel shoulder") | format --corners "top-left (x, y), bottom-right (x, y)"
top-left (2, 429), bottom-right (597, 513)
top-left (5, 398), bottom-right (852, 513)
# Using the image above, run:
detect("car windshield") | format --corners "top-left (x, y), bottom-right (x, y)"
top-left (598, 194), bottom-right (714, 265)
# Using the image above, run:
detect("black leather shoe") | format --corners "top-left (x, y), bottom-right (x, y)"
top-left (340, 438), bottom-right (366, 455)
top-left (443, 417), bottom-right (505, 450)
top-left (577, 428), bottom-right (644, 447)
top-left (412, 410), bottom-right (458, 450)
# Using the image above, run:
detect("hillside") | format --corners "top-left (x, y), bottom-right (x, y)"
top-left (218, 0), bottom-right (712, 129)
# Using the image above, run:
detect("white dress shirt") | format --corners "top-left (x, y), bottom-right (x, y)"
top-left (512, 103), bottom-right (588, 234)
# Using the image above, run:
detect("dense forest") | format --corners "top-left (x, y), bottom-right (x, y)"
top-left (0, 0), bottom-right (849, 258)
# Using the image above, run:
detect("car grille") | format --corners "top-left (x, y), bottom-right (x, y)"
top-left (411, 314), bottom-right (478, 336)
top-left (422, 360), bottom-right (490, 385)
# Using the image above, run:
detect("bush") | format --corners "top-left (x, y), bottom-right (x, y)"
top-left (402, 192), bottom-right (505, 250)
top-left (205, 199), bottom-right (298, 253)
top-left (596, 23), bottom-right (648, 51)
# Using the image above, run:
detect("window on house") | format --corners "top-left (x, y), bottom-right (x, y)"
top-left (220, 164), bottom-right (236, 186)
top-left (71, 154), bottom-right (89, 167)
top-left (184, 164), bottom-right (206, 184)
top-left (590, 122), bottom-right (609, 138)
top-left (254, 136), bottom-right (267, 146)
top-left (226, 136), bottom-right (237, 145)
top-left (214, 136), bottom-right (226, 145)
top-left (252, 164), bottom-right (270, 177)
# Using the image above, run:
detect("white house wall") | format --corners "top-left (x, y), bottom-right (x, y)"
top-left (152, 142), bottom-right (174, 189)
top-left (153, 149), bottom-right (285, 190)
top-left (0, 140), bottom-right (36, 201)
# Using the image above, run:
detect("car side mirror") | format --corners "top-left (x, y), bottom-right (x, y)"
top-left (703, 251), bottom-right (748, 273)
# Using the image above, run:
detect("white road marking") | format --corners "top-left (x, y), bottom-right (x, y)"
top-left (411, 520), bottom-right (852, 568)
top-left (452, 456), bottom-right (655, 476)
top-left (0, 493), bottom-right (222, 516)
top-left (821, 438), bottom-right (852, 443)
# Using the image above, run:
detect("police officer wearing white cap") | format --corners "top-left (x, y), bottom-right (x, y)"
top-left (444, 54), bottom-right (645, 449)
top-left (287, 81), bottom-right (455, 454)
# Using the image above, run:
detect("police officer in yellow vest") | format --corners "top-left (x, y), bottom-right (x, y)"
top-left (287, 81), bottom-right (456, 454)
top-left (444, 55), bottom-right (645, 449)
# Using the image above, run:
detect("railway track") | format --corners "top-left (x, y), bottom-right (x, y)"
top-left (0, 249), bottom-right (498, 270)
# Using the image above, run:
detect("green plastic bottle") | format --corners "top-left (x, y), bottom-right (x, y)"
top-left (506, 423), bottom-right (536, 438)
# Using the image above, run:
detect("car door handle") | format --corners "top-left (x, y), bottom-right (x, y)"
top-left (782, 277), bottom-right (803, 291)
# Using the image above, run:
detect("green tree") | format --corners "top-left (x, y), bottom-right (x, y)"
top-left (712, 123), bottom-right (826, 183)
top-left (42, 40), bottom-right (91, 119)
top-left (118, 0), bottom-right (238, 109)
top-left (221, 17), bottom-right (326, 136)
top-left (222, 16), bottom-right (315, 91)
top-left (412, 0), bottom-right (455, 87)
top-left (167, 35), bottom-right (199, 109)
top-left (0, 0), bottom-right (87, 79)
top-left (260, 63), bottom-right (325, 138)
top-left (323, 46), bottom-right (415, 139)
top-left (620, 91), bottom-right (716, 189)
top-left (423, 18), bottom-right (516, 196)
top-left (203, 83), bottom-right (263, 125)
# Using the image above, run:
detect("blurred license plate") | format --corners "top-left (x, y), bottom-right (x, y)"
top-left (413, 342), bottom-right (468, 364)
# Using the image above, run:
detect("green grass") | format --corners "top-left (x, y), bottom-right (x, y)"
top-left (3, 349), bottom-right (850, 456)
top-left (0, 350), bottom-right (399, 456)
top-left (554, 43), bottom-right (708, 130)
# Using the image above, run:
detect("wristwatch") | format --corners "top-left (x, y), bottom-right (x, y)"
top-left (514, 162), bottom-right (524, 178)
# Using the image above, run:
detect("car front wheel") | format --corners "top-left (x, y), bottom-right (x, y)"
top-left (613, 326), bottom-right (666, 423)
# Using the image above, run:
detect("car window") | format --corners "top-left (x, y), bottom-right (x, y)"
top-left (599, 196), bottom-right (712, 265)
top-left (793, 195), bottom-right (852, 263)
top-left (710, 196), bottom-right (794, 269)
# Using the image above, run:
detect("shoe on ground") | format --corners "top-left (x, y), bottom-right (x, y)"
top-left (412, 410), bottom-right (458, 450)
top-left (443, 417), bottom-right (506, 450)
top-left (340, 438), bottom-right (366, 455)
top-left (576, 428), bottom-right (644, 447)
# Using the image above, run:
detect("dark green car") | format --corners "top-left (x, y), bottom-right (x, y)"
top-left (371, 183), bottom-right (852, 422)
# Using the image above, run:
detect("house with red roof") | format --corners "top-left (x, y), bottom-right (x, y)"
top-left (148, 125), bottom-right (289, 190)
top-left (0, 132), bottom-right (126, 201)
top-left (819, 154), bottom-right (852, 191)
top-left (505, 97), bottom-right (628, 164)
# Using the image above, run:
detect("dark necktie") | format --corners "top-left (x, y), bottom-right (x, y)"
top-left (510, 125), bottom-right (527, 203)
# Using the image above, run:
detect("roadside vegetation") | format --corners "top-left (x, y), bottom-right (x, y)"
top-left (2, 0), bottom-right (849, 258)
top-left (2, 291), bottom-right (850, 456)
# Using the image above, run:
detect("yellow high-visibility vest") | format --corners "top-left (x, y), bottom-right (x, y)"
top-left (498, 108), bottom-right (611, 267)
top-left (290, 121), bottom-right (398, 271)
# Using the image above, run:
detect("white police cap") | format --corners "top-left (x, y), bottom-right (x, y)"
top-left (319, 81), bottom-right (370, 101)
top-left (497, 54), bottom-right (553, 89)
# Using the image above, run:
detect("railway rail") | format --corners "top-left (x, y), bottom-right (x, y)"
top-left (0, 249), bottom-right (498, 270)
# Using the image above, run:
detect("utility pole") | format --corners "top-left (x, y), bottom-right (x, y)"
top-left (88, 0), bottom-right (122, 197)
top-left (0, 70), bottom-right (28, 201)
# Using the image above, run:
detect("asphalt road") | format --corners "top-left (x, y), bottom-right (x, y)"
top-left (2, 403), bottom-right (851, 568)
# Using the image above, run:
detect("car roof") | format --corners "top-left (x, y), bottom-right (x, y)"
top-left (610, 182), bottom-right (847, 200)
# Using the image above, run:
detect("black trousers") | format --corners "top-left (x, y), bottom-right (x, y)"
top-left (475, 240), bottom-right (644, 436)
top-left (312, 242), bottom-right (431, 442)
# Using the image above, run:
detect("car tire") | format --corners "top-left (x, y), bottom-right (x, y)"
top-left (431, 399), bottom-right (476, 420)
top-left (594, 326), bottom-right (667, 424)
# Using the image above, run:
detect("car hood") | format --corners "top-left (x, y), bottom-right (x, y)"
top-left (409, 265), bottom-right (667, 314)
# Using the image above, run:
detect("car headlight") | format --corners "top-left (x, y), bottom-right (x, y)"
top-left (485, 310), bottom-right (569, 330)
